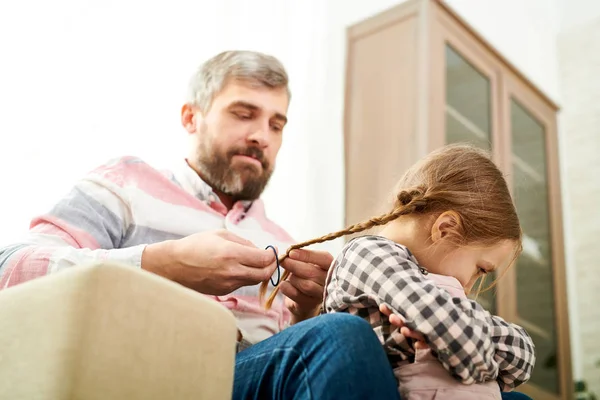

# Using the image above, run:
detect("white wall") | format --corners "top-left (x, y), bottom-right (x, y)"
top-left (556, 0), bottom-right (600, 389)
top-left (559, 0), bottom-right (600, 32)
top-left (558, 17), bottom-right (600, 391)
top-left (0, 0), bottom-right (341, 251)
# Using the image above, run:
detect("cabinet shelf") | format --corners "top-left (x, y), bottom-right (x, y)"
top-left (516, 317), bottom-right (552, 341)
top-left (446, 105), bottom-right (544, 184)
top-left (522, 233), bottom-right (547, 267)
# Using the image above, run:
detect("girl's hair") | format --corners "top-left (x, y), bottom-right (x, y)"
top-left (259, 143), bottom-right (522, 309)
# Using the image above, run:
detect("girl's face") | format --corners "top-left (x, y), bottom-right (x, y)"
top-left (423, 238), bottom-right (516, 292)
top-left (382, 211), bottom-right (517, 293)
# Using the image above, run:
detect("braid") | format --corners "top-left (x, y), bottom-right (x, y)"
top-left (259, 189), bottom-right (428, 309)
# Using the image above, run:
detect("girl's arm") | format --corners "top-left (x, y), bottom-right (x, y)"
top-left (325, 235), bottom-right (534, 385)
top-left (490, 316), bottom-right (536, 391)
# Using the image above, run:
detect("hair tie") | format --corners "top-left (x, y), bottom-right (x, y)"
top-left (265, 245), bottom-right (281, 286)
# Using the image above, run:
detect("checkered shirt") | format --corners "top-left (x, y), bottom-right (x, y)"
top-left (323, 235), bottom-right (536, 391)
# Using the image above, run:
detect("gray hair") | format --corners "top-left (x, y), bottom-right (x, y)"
top-left (187, 50), bottom-right (290, 111)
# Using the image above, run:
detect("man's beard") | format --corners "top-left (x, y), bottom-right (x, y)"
top-left (195, 139), bottom-right (273, 202)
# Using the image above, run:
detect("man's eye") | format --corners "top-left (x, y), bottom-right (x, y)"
top-left (271, 124), bottom-right (282, 132)
top-left (234, 112), bottom-right (252, 120)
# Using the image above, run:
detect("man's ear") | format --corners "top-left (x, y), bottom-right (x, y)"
top-left (181, 104), bottom-right (200, 134)
top-left (430, 211), bottom-right (462, 243)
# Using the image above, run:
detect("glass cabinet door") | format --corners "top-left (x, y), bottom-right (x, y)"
top-left (444, 44), bottom-right (496, 313)
top-left (510, 98), bottom-right (560, 395)
top-left (445, 45), bottom-right (492, 150)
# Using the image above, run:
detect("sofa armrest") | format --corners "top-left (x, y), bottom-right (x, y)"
top-left (0, 262), bottom-right (237, 400)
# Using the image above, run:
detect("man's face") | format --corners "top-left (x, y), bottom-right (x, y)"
top-left (185, 81), bottom-right (289, 201)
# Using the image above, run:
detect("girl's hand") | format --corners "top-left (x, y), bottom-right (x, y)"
top-left (379, 304), bottom-right (430, 349)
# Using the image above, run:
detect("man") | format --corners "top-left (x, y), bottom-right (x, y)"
top-left (0, 50), bottom-right (401, 399)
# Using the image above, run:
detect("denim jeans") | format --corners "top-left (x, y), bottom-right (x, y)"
top-left (233, 313), bottom-right (532, 400)
top-left (502, 393), bottom-right (533, 400)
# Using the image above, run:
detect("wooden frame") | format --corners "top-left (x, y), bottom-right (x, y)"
top-left (344, 0), bottom-right (572, 398)
top-left (503, 74), bottom-right (572, 400)
top-left (344, 1), bottom-right (423, 231)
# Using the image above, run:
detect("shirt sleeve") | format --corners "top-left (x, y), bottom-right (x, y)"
top-left (0, 159), bottom-right (146, 289)
top-left (491, 315), bottom-right (536, 391)
top-left (325, 235), bottom-right (534, 386)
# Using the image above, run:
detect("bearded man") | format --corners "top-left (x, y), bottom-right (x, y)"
top-left (0, 50), bottom-right (402, 399)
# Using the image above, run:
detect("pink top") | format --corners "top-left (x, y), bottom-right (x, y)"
top-left (423, 272), bottom-right (466, 299)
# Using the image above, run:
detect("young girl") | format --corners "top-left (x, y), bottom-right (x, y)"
top-left (261, 144), bottom-right (535, 399)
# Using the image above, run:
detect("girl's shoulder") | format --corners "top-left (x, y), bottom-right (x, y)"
top-left (340, 235), bottom-right (419, 265)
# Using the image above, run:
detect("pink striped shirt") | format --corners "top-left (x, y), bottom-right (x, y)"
top-left (0, 156), bottom-right (294, 343)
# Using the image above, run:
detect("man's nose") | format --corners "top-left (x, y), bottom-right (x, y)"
top-left (246, 122), bottom-right (270, 147)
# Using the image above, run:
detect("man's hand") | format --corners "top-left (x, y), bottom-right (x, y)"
top-left (280, 249), bottom-right (333, 323)
top-left (379, 304), bottom-right (429, 349)
top-left (141, 230), bottom-right (278, 295)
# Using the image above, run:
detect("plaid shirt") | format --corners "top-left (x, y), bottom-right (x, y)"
top-left (323, 235), bottom-right (535, 391)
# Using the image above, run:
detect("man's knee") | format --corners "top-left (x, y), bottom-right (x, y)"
top-left (303, 313), bottom-right (377, 345)
top-left (319, 312), bottom-right (373, 333)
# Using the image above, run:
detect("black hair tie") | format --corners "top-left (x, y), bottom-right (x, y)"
top-left (265, 245), bottom-right (280, 286)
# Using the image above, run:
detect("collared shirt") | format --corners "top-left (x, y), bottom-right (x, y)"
top-left (323, 235), bottom-right (536, 391)
top-left (0, 156), bottom-right (294, 343)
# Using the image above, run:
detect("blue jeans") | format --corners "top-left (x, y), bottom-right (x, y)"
top-left (502, 393), bottom-right (533, 400)
top-left (233, 313), bottom-right (532, 400)
top-left (233, 313), bottom-right (400, 399)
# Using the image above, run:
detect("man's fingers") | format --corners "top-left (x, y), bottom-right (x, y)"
top-left (238, 262), bottom-right (278, 284)
top-left (217, 231), bottom-right (280, 268)
top-left (281, 257), bottom-right (326, 282)
top-left (280, 281), bottom-right (315, 306)
top-left (218, 230), bottom-right (255, 246)
top-left (287, 275), bottom-right (323, 299)
top-left (287, 249), bottom-right (333, 270)
top-left (229, 242), bottom-right (276, 268)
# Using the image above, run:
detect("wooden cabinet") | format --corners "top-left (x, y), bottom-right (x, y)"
top-left (344, 1), bottom-right (572, 398)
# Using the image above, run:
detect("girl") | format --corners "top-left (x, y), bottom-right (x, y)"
top-left (261, 144), bottom-right (535, 399)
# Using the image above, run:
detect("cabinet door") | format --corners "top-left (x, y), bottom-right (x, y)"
top-left (444, 44), bottom-right (497, 313)
top-left (504, 77), bottom-right (572, 400)
top-left (433, 11), bottom-right (505, 315)
top-left (432, 1), bottom-right (571, 397)
top-left (343, 2), bottom-right (421, 232)
top-left (445, 45), bottom-right (492, 151)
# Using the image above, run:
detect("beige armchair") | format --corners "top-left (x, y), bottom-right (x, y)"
top-left (0, 263), bottom-right (237, 400)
